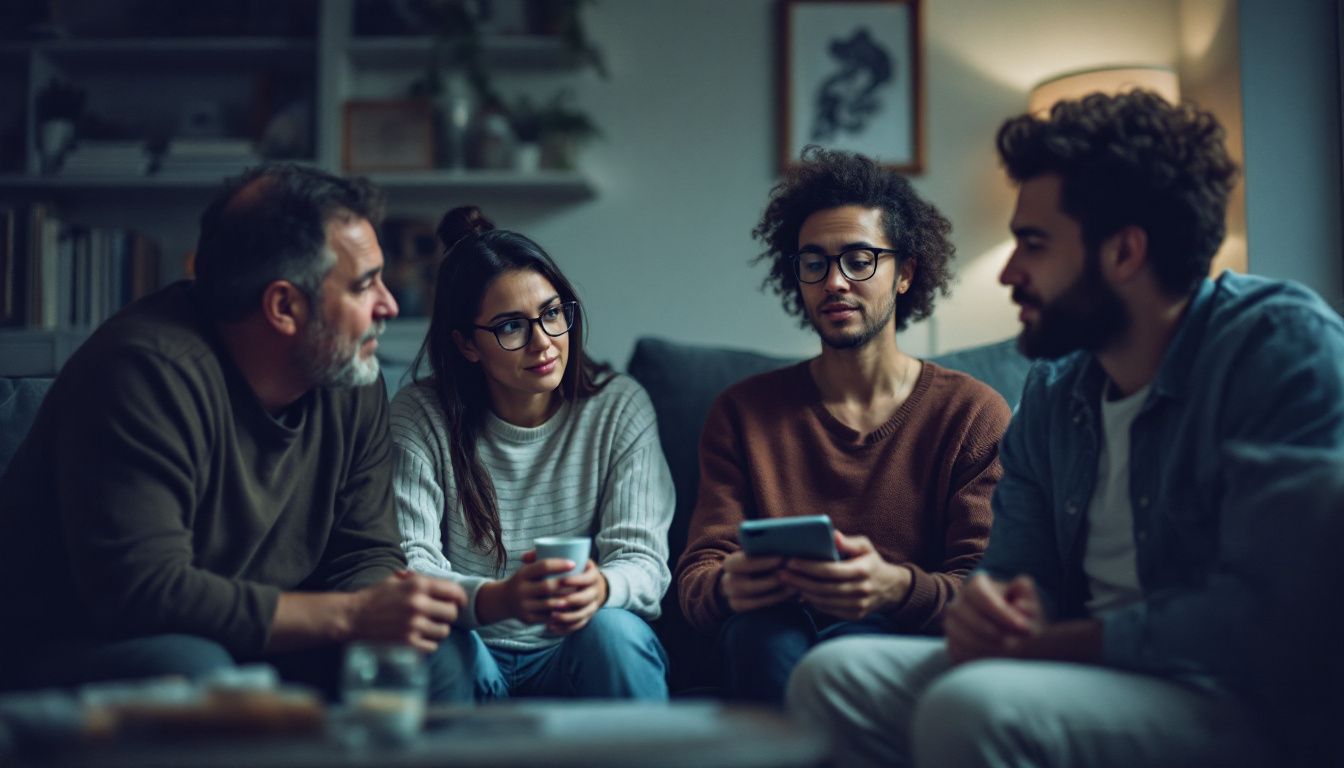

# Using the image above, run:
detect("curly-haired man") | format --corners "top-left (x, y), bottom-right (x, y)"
top-left (675, 147), bottom-right (1011, 703)
top-left (788, 92), bottom-right (1344, 766)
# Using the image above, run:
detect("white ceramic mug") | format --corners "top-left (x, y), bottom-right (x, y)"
top-left (533, 536), bottom-right (591, 578)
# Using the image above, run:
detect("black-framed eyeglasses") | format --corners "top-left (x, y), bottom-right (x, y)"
top-left (792, 248), bottom-right (900, 284)
top-left (473, 301), bottom-right (578, 351)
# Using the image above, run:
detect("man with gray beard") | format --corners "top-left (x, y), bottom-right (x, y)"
top-left (675, 147), bottom-right (1011, 703)
top-left (0, 164), bottom-right (472, 701)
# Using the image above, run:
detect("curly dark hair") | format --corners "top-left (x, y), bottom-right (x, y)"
top-left (996, 90), bottom-right (1239, 296)
top-left (752, 146), bottom-right (955, 331)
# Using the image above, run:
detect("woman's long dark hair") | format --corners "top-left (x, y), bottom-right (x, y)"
top-left (410, 205), bottom-right (611, 569)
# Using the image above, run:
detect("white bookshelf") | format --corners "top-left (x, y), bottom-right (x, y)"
top-left (0, 4), bottom-right (600, 376)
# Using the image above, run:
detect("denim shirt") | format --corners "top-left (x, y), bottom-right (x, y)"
top-left (983, 271), bottom-right (1344, 685)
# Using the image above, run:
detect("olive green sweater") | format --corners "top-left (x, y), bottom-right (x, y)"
top-left (0, 282), bottom-right (404, 657)
top-left (675, 360), bottom-right (1011, 634)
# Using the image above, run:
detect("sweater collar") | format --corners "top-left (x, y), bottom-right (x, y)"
top-left (802, 359), bottom-right (934, 446)
top-left (485, 399), bottom-right (572, 444)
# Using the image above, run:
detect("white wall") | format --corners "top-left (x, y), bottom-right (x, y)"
top-left (1239, 0), bottom-right (1344, 311)
top-left (1179, 0), bottom-right (1247, 278)
top-left (492, 0), bottom-right (812, 367)
top-left (457, 0), bottom-right (1186, 369)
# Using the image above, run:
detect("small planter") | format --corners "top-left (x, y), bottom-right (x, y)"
top-left (513, 141), bottom-right (541, 173)
top-left (34, 79), bottom-right (85, 175)
top-left (37, 119), bottom-right (75, 174)
top-left (540, 133), bottom-right (582, 171)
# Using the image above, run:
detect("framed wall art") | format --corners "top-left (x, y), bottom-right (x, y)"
top-left (342, 100), bottom-right (435, 172)
top-left (779, 0), bottom-right (924, 173)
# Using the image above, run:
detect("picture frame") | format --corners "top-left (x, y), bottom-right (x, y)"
top-left (778, 0), bottom-right (924, 173)
top-left (379, 217), bottom-right (441, 318)
top-left (342, 100), bottom-right (435, 172)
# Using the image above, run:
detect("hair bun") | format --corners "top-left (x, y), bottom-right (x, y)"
top-left (437, 205), bottom-right (495, 254)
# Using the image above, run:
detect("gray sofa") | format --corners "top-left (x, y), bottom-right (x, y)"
top-left (0, 378), bottom-right (50, 477)
top-left (0, 335), bottom-right (1031, 695)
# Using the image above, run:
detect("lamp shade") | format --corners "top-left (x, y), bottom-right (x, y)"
top-left (1028, 66), bottom-right (1180, 114)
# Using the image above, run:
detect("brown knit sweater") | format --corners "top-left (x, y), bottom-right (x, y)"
top-left (675, 360), bottom-right (1011, 634)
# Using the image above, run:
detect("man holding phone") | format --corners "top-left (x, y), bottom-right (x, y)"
top-left (675, 147), bottom-right (1012, 702)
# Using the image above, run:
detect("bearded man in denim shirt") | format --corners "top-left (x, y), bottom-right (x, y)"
top-left (787, 90), bottom-right (1344, 767)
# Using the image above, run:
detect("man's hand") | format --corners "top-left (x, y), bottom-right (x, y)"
top-left (475, 550), bottom-right (587, 626)
top-left (346, 571), bottom-right (466, 653)
top-left (720, 550), bottom-right (797, 613)
top-left (778, 531), bottom-right (912, 620)
top-left (944, 573), bottom-right (1040, 664)
top-left (545, 559), bottom-right (608, 636)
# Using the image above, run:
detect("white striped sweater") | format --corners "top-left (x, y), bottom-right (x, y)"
top-left (389, 374), bottom-right (675, 651)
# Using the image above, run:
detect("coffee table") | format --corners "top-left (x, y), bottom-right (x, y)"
top-left (20, 700), bottom-right (829, 768)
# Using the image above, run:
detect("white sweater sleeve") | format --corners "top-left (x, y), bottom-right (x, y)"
top-left (594, 382), bottom-right (675, 620)
top-left (389, 386), bottom-right (490, 627)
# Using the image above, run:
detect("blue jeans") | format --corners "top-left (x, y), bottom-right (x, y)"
top-left (443, 608), bottom-right (668, 701)
top-left (0, 633), bottom-right (473, 704)
top-left (719, 602), bottom-right (898, 703)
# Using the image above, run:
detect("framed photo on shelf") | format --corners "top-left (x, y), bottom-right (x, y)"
top-left (342, 100), bottom-right (436, 172)
top-left (380, 218), bottom-right (440, 317)
top-left (778, 0), bottom-right (923, 173)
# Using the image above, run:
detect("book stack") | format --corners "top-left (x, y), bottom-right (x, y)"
top-left (60, 140), bottom-right (152, 177)
top-left (0, 204), bottom-right (161, 329)
top-left (157, 138), bottom-right (261, 179)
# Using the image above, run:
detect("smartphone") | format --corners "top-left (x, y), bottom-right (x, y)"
top-left (738, 515), bottom-right (840, 561)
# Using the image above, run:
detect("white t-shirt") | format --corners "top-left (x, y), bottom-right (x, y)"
top-left (1083, 380), bottom-right (1151, 615)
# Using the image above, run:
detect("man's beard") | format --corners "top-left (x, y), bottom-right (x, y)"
top-left (299, 316), bottom-right (384, 389)
top-left (1014, 255), bottom-right (1128, 359)
top-left (809, 288), bottom-right (898, 351)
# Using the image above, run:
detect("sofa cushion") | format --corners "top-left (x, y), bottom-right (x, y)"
top-left (0, 378), bottom-right (52, 478)
top-left (626, 339), bottom-right (797, 560)
top-left (929, 338), bottom-right (1032, 407)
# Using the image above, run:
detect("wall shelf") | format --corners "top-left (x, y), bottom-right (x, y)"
top-left (0, 169), bottom-right (596, 198)
top-left (346, 35), bottom-right (576, 69)
top-left (0, 173), bottom-right (255, 190)
top-left (3, 37), bottom-right (315, 68)
top-left (367, 170), bottom-right (595, 197)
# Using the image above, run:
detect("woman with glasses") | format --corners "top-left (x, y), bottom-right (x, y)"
top-left (389, 205), bottom-right (674, 701)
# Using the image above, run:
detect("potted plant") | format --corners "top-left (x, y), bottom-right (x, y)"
top-left (406, 0), bottom-right (497, 169)
top-left (407, 1), bottom-right (606, 170)
top-left (34, 78), bottom-right (86, 173)
top-left (526, 90), bottom-right (601, 171)
top-left (508, 95), bottom-right (544, 173)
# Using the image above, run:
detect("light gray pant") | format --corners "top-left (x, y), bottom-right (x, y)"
top-left (786, 636), bottom-right (1275, 768)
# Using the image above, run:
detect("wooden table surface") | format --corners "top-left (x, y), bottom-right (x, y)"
top-left (20, 700), bottom-right (830, 768)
